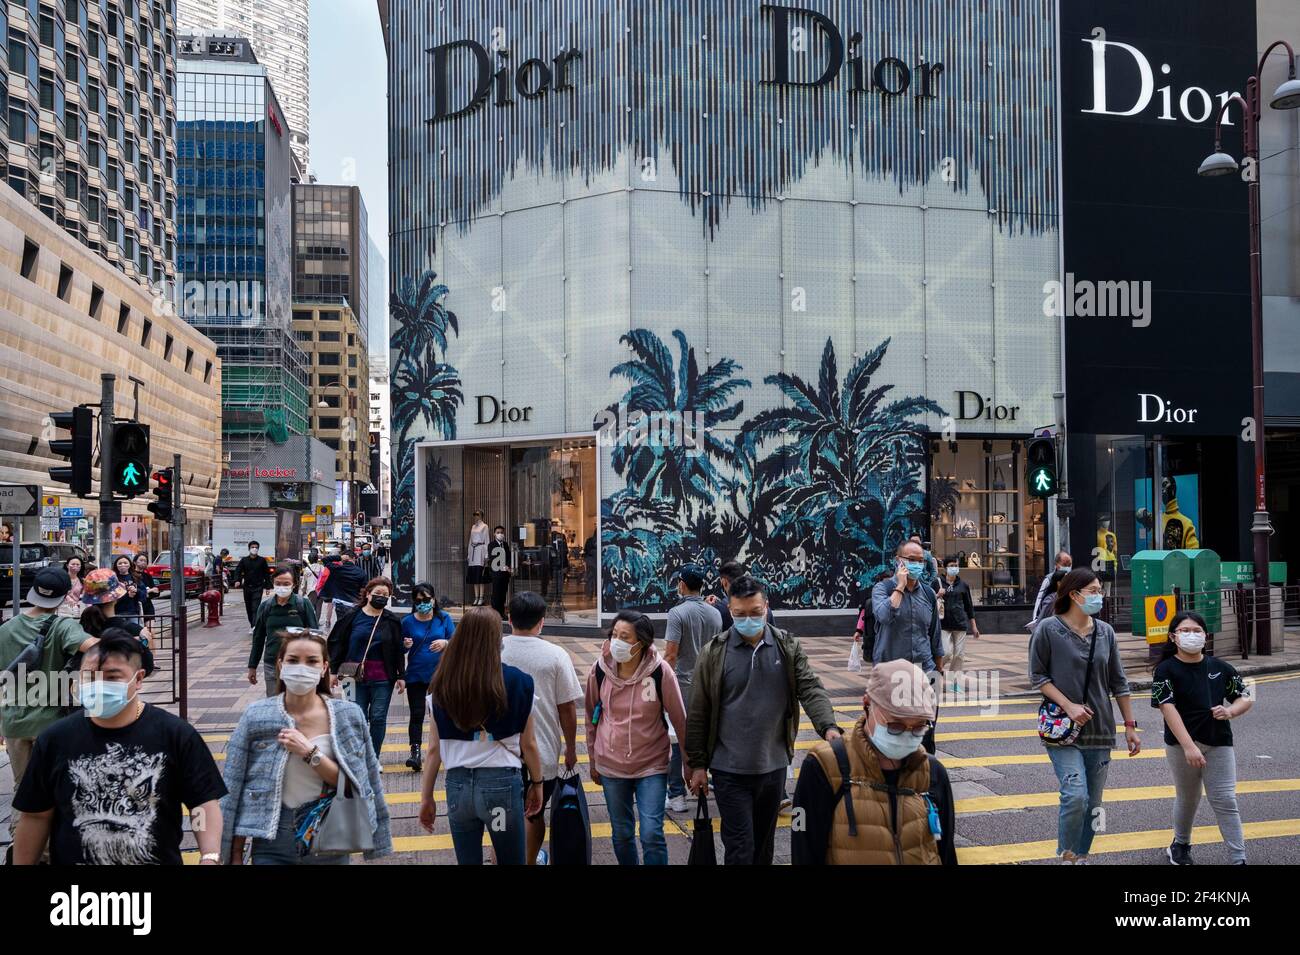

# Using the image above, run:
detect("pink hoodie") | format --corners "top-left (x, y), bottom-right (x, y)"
top-left (585, 641), bottom-right (689, 780)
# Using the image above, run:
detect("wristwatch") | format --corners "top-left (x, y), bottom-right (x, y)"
top-left (1124, 720), bottom-right (1139, 729)
top-left (304, 746), bottom-right (322, 767)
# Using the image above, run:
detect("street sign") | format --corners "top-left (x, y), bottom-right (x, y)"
top-left (1144, 594), bottom-right (1174, 646)
top-left (61, 507), bottom-right (84, 518)
top-left (0, 484), bottom-right (39, 517)
top-left (42, 494), bottom-right (60, 508)
top-left (315, 504), bottom-right (333, 517)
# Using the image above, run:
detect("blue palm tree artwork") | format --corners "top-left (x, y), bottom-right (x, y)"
top-left (390, 271), bottom-right (463, 584)
top-left (600, 333), bottom-right (944, 612)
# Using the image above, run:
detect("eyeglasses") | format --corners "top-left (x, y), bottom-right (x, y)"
top-left (1174, 629), bottom-right (1206, 637)
top-left (884, 721), bottom-right (934, 736)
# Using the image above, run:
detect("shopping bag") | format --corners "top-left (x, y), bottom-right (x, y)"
top-left (847, 638), bottom-right (863, 672)
top-left (688, 795), bottom-right (717, 865)
top-left (548, 770), bottom-right (592, 865)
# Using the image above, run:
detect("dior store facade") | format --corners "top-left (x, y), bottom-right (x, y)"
top-left (383, 0), bottom-right (1065, 626)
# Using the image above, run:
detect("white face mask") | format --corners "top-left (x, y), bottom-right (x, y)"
top-left (1175, 630), bottom-right (1206, 653)
top-left (609, 639), bottom-right (639, 664)
top-left (273, 585), bottom-right (293, 599)
top-left (495, 533), bottom-right (505, 541)
top-left (280, 663), bottom-right (323, 696)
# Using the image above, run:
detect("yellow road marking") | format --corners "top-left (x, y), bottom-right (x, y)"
top-left (957, 818), bottom-right (1300, 864)
top-left (953, 777), bottom-right (1300, 813)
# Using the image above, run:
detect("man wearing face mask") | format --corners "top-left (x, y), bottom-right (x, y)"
top-left (230, 540), bottom-right (274, 630)
top-left (488, 525), bottom-right (513, 616)
top-left (11, 629), bottom-right (228, 865)
top-left (1028, 551), bottom-right (1073, 633)
top-left (792, 658), bottom-right (957, 865)
top-left (939, 558), bottom-right (978, 692)
top-left (247, 564), bottom-right (319, 697)
top-left (662, 565), bottom-right (722, 813)
top-left (686, 576), bottom-right (840, 864)
top-left (871, 539), bottom-right (945, 754)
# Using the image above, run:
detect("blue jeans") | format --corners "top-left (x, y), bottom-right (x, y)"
top-left (353, 680), bottom-right (393, 754)
top-left (1047, 745), bottom-right (1112, 857)
top-left (445, 767), bottom-right (527, 865)
top-left (668, 744), bottom-right (686, 799)
top-left (251, 804), bottom-right (350, 866)
top-left (601, 774), bottom-right (668, 865)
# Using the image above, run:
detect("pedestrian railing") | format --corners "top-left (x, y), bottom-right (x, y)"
top-left (1098, 584), bottom-right (1299, 660)
top-left (116, 611), bottom-right (189, 720)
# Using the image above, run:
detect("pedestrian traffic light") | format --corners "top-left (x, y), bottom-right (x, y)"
top-left (49, 405), bottom-right (94, 497)
top-left (1027, 436), bottom-right (1058, 499)
top-left (148, 467), bottom-right (174, 523)
top-left (111, 420), bottom-right (150, 497)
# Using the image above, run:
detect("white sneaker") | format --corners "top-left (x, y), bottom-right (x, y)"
top-left (667, 795), bottom-right (688, 813)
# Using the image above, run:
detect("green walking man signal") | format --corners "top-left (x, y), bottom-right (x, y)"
top-left (111, 420), bottom-right (150, 497)
top-left (1026, 437), bottom-right (1058, 499)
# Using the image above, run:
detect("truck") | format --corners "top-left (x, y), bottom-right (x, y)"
top-left (212, 509), bottom-right (303, 566)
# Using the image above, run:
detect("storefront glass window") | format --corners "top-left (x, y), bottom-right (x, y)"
top-left (929, 439), bottom-right (1046, 607)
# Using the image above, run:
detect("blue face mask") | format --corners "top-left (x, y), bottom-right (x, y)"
top-left (733, 616), bottom-right (765, 638)
top-left (906, 561), bottom-right (926, 579)
top-left (869, 722), bottom-right (925, 760)
top-left (946, 567), bottom-right (959, 579)
top-left (79, 675), bottom-right (139, 719)
top-left (415, 601), bottom-right (434, 614)
top-left (1077, 593), bottom-right (1104, 615)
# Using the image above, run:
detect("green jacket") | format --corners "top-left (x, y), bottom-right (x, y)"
top-left (248, 594), bottom-right (318, 668)
top-left (685, 624), bottom-right (840, 769)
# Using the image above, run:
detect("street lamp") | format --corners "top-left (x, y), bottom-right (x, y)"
top-left (1197, 39), bottom-right (1300, 654)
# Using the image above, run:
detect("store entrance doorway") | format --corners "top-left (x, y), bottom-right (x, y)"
top-left (417, 436), bottom-right (599, 625)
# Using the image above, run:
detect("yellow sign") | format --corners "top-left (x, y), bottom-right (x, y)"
top-left (315, 505), bottom-right (333, 517)
top-left (1144, 594), bottom-right (1175, 645)
top-left (301, 513), bottom-right (315, 524)
top-left (43, 495), bottom-right (59, 507)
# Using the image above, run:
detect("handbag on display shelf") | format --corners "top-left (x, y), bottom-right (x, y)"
top-left (962, 479), bottom-right (980, 491)
top-left (991, 560), bottom-right (1013, 586)
top-left (992, 467), bottom-right (1007, 491)
top-left (989, 512), bottom-right (1007, 524)
top-left (954, 518), bottom-right (978, 538)
top-left (967, 552), bottom-right (982, 568)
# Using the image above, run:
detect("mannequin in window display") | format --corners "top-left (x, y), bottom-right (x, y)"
top-left (548, 522), bottom-right (569, 602)
top-left (1137, 476), bottom-right (1201, 552)
top-left (583, 532), bottom-right (597, 601)
top-left (466, 509), bottom-right (489, 606)
top-left (1096, 516), bottom-right (1118, 596)
top-left (488, 525), bottom-right (512, 617)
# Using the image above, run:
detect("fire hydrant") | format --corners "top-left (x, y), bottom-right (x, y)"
top-left (200, 588), bottom-right (223, 627)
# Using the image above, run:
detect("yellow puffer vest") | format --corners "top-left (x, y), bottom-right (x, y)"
top-left (809, 719), bottom-right (942, 865)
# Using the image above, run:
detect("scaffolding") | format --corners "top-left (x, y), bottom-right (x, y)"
top-left (194, 323), bottom-right (311, 504)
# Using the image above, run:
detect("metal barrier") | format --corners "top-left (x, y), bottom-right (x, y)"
top-left (1098, 584), bottom-right (1299, 660)
top-left (116, 610), bottom-right (190, 720)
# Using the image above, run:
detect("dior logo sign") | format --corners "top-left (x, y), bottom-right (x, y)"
top-left (1082, 31), bottom-right (1238, 125)
top-left (427, 41), bottom-right (582, 123)
top-left (1139, 393), bottom-right (1198, 424)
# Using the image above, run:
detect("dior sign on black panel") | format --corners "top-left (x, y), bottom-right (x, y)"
top-left (1060, 0), bottom-right (1254, 437)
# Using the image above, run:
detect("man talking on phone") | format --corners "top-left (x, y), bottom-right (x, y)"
top-left (870, 539), bottom-right (945, 754)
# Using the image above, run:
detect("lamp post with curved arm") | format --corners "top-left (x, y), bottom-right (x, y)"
top-left (1197, 40), bottom-right (1300, 654)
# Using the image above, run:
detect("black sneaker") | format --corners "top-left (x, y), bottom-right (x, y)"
top-left (1167, 840), bottom-right (1194, 865)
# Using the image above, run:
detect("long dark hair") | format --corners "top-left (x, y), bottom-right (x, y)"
top-left (1158, 610), bottom-right (1208, 663)
top-left (412, 581), bottom-right (437, 611)
top-left (111, 553), bottom-right (134, 579)
top-left (65, 556), bottom-right (87, 580)
top-left (80, 604), bottom-right (115, 637)
top-left (430, 606), bottom-right (507, 731)
top-left (1053, 568), bottom-right (1101, 615)
top-left (275, 630), bottom-right (332, 696)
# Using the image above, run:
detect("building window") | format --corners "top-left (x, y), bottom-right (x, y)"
top-left (20, 241), bottom-right (40, 281)
top-left (318, 330), bottom-right (340, 342)
top-left (163, 333), bottom-right (173, 361)
top-left (89, 284), bottom-right (104, 319)
top-left (319, 417), bottom-right (341, 431)
top-left (204, 360), bottom-right (213, 384)
top-left (58, 265), bottom-right (74, 302)
top-left (117, 303), bottom-right (130, 334)
top-left (318, 353), bottom-right (341, 366)
top-left (140, 318), bottom-right (152, 348)
top-left (184, 348), bottom-right (193, 373)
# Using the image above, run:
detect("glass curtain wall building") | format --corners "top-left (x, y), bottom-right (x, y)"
top-left (176, 32), bottom-right (306, 474)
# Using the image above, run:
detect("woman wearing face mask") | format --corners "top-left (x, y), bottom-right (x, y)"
top-left (1152, 611), bottom-right (1252, 865)
top-left (248, 564), bottom-right (318, 697)
top-left (221, 631), bottom-right (392, 865)
top-left (584, 611), bottom-right (689, 866)
top-left (1029, 568), bottom-right (1141, 864)
top-left (327, 577), bottom-right (406, 755)
top-left (110, 554), bottom-right (144, 620)
top-left (939, 558), bottom-right (978, 692)
top-left (487, 525), bottom-right (513, 616)
top-left (400, 582), bottom-right (455, 771)
top-left (132, 553), bottom-right (159, 619)
top-left (300, 549), bottom-right (324, 616)
top-left (58, 556), bottom-right (88, 617)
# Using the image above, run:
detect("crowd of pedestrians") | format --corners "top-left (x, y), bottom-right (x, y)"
top-left (0, 536), bottom-right (1260, 866)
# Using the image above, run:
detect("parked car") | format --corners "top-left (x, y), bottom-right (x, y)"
top-left (146, 546), bottom-right (212, 598)
top-left (0, 542), bottom-right (95, 608)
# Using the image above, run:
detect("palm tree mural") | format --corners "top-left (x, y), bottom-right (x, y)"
top-left (929, 474), bottom-right (960, 522)
top-left (738, 337), bottom-right (944, 607)
top-left (391, 271), bottom-right (463, 583)
top-left (597, 329), bottom-right (750, 608)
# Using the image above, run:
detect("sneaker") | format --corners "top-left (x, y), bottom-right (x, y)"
top-left (535, 848), bottom-right (549, 865)
top-left (1058, 850), bottom-right (1078, 864)
top-left (778, 796), bottom-right (794, 815)
top-left (667, 795), bottom-right (688, 813)
top-left (1167, 840), bottom-right (1194, 865)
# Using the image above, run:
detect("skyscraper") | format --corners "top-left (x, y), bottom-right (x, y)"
top-left (175, 0), bottom-right (309, 173)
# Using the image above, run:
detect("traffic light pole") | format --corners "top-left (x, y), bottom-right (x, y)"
top-left (97, 374), bottom-right (116, 569)
top-left (170, 453), bottom-right (188, 721)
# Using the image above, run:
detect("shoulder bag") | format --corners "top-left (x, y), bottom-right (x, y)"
top-left (336, 611), bottom-right (383, 683)
top-left (311, 761), bottom-right (376, 856)
top-left (1037, 625), bottom-right (1098, 746)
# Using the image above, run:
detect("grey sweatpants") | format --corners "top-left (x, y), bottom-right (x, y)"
top-left (1166, 743), bottom-right (1245, 862)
